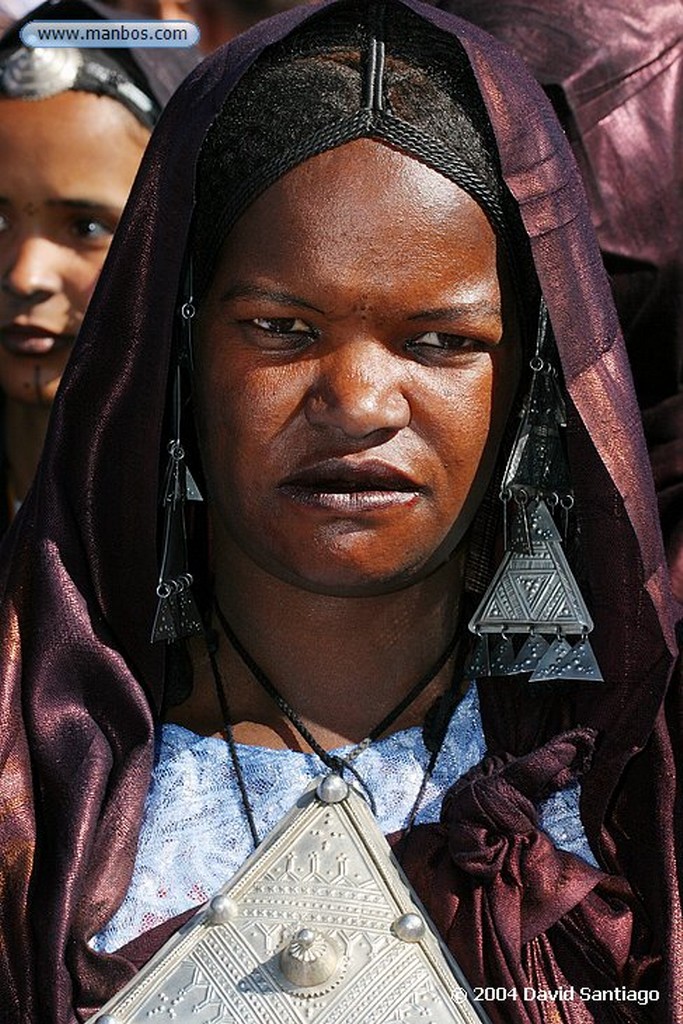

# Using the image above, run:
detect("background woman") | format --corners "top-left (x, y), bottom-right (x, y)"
top-left (0, 0), bottom-right (195, 528)
top-left (0, 2), bottom-right (678, 1021)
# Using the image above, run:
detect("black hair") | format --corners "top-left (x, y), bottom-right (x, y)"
top-left (191, 0), bottom-right (537, 321)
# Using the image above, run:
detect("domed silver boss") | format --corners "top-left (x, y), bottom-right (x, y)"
top-left (279, 927), bottom-right (340, 987)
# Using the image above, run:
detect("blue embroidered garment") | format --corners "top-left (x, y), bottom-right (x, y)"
top-left (93, 686), bottom-right (596, 952)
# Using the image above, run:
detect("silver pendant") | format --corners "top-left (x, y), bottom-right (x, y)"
top-left (508, 632), bottom-right (549, 675)
top-left (530, 635), bottom-right (603, 683)
top-left (469, 500), bottom-right (594, 636)
top-left (93, 776), bottom-right (491, 1024)
top-left (488, 634), bottom-right (516, 674)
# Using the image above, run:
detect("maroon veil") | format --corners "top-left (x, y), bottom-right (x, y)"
top-left (0, 2), bottom-right (678, 1021)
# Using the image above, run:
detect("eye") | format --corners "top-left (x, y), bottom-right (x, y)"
top-left (71, 218), bottom-right (114, 242)
top-left (251, 317), bottom-right (315, 336)
top-left (406, 331), bottom-right (481, 355)
top-left (0, 211), bottom-right (10, 233)
top-left (242, 316), bottom-right (320, 351)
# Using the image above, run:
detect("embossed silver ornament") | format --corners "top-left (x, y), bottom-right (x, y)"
top-left (470, 500), bottom-right (594, 636)
top-left (1, 46), bottom-right (81, 98)
top-left (316, 773), bottom-right (348, 803)
top-left (279, 927), bottom-right (341, 987)
top-left (466, 303), bottom-right (603, 683)
top-left (206, 893), bottom-right (238, 925)
top-left (392, 912), bottom-right (426, 943)
top-left (90, 777), bottom-right (490, 1023)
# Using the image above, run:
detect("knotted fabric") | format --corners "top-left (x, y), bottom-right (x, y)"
top-left (394, 729), bottom-right (652, 1023)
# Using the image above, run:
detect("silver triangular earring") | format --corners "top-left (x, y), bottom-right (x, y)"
top-left (466, 301), bottom-right (602, 683)
top-left (507, 631), bottom-right (550, 675)
top-left (530, 631), bottom-right (603, 683)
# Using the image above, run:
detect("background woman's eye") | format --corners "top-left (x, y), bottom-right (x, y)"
top-left (72, 218), bottom-right (113, 242)
top-left (252, 317), bottom-right (314, 335)
top-left (0, 212), bottom-right (10, 233)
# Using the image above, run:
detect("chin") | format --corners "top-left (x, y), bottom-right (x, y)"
top-left (271, 545), bottom-right (439, 598)
top-left (286, 570), bottom-right (424, 599)
top-left (17, 381), bottom-right (61, 407)
top-left (1, 367), bottom-right (65, 407)
top-left (275, 526), bottom-right (471, 597)
top-left (219, 514), bottom-right (460, 597)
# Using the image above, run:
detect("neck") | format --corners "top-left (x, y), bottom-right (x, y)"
top-left (4, 399), bottom-right (51, 504)
top-left (181, 534), bottom-right (469, 750)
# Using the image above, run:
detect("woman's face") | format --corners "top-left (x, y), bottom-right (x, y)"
top-left (196, 139), bottom-right (522, 597)
top-left (0, 89), bottom-right (149, 406)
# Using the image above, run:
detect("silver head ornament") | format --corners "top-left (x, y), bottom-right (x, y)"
top-left (0, 43), bottom-right (158, 127)
top-left (1, 46), bottom-right (82, 99)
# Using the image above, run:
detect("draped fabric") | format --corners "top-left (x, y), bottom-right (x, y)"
top-left (394, 730), bottom-right (653, 1024)
top-left (0, 2), bottom-right (678, 1021)
top-left (434, 0), bottom-right (683, 602)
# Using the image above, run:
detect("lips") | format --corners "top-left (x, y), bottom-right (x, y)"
top-left (280, 458), bottom-right (424, 513)
top-left (0, 324), bottom-right (74, 357)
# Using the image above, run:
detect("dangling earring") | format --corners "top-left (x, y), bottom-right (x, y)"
top-left (151, 265), bottom-right (204, 643)
top-left (466, 301), bottom-right (602, 683)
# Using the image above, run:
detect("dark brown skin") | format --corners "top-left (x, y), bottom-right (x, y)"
top-left (173, 139), bottom-right (521, 750)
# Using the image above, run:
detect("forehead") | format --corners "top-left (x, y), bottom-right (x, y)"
top-left (0, 91), bottom-right (148, 199)
top-left (0, 89), bottom-right (142, 140)
top-left (0, 91), bottom-right (148, 166)
top-left (209, 138), bottom-right (500, 298)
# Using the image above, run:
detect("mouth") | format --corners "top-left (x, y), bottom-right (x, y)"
top-left (280, 458), bottom-right (424, 513)
top-left (0, 324), bottom-right (74, 357)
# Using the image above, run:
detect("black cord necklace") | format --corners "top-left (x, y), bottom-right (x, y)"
top-left (207, 598), bottom-right (466, 850)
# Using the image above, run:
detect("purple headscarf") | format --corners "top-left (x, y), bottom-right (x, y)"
top-left (0, 2), bottom-right (678, 1020)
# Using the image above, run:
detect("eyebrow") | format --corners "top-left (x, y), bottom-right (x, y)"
top-left (0, 196), bottom-right (118, 212)
top-left (47, 199), bottom-right (119, 212)
top-left (216, 284), bottom-right (502, 328)
top-left (407, 301), bottom-right (502, 324)
top-left (218, 284), bottom-right (325, 315)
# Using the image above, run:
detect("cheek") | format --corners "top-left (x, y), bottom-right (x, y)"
top-left (449, 348), bottom-right (522, 513)
top-left (427, 362), bottom-right (495, 481)
top-left (66, 252), bottom-right (110, 321)
top-left (195, 351), bottom-right (307, 489)
top-left (418, 356), bottom-right (514, 567)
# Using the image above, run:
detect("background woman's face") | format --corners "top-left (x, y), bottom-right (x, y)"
top-left (196, 139), bottom-right (521, 596)
top-left (0, 90), bottom-right (149, 406)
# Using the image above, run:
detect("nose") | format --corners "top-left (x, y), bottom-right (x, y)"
top-left (306, 338), bottom-right (411, 440)
top-left (1, 236), bottom-right (61, 305)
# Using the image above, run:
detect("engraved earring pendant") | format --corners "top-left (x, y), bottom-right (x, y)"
top-left (466, 301), bottom-right (602, 683)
